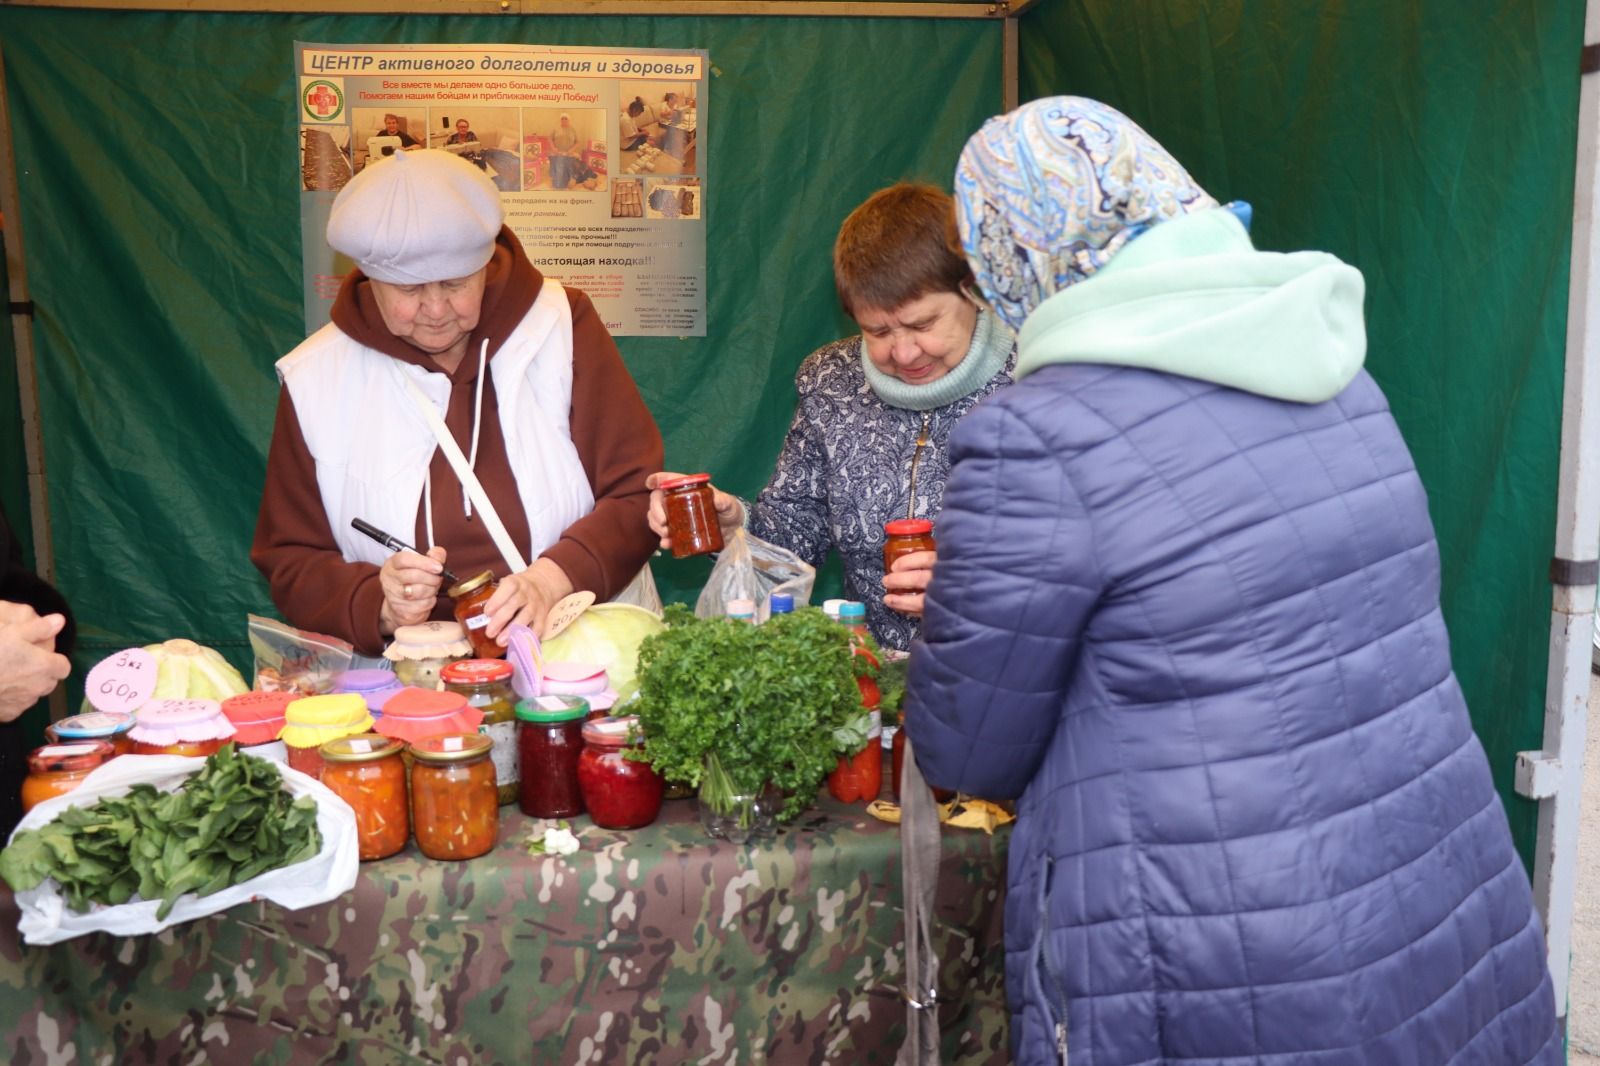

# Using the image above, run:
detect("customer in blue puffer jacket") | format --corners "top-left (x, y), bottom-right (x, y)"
top-left (905, 97), bottom-right (1559, 1065)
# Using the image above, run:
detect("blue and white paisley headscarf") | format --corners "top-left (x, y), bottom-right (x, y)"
top-left (954, 96), bottom-right (1219, 331)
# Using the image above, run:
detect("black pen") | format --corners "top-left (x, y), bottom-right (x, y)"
top-left (351, 518), bottom-right (460, 586)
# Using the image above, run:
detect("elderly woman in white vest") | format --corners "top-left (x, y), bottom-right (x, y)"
top-left (252, 149), bottom-right (661, 655)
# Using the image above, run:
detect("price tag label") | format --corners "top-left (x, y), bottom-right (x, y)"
top-left (85, 648), bottom-right (158, 715)
top-left (536, 696), bottom-right (569, 711)
top-left (542, 591), bottom-right (596, 640)
top-left (444, 736), bottom-right (464, 752)
top-left (348, 738), bottom-right (373, 754)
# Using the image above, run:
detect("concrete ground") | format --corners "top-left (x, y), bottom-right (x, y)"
top-left (1570, 674), bottom-right (1600, 1063)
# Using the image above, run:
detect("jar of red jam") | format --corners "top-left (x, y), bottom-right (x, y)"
top-left (442, 659), bottom-right (520, 805)
top-left (46, 711), bottom-right (135, 756)
top-left (447, 570), bottom-right (503, 659)
top-left (515, 695), bottom-right (587, 818)
top-left (577, 716), bottom-right (664, 830)
top-left (22, 740), bottom-right (116, 813)
top-left (410, 733), bottom-right (499, 861)
top-left (883, 518), bottom-right (936, 574)
top-left (320, 734), bottom-right (409, 861)
top-left (659, 473), bottom-right (724, 558)
top-left (128, 699), bottom-right (236, 757)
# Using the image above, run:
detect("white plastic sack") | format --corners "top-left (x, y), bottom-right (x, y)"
top-left (7, 754), bottom-right (359, 945)
top-left (695, 528), bottom-right (816, 621)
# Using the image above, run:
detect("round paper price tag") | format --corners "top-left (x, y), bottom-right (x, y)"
top-left (542, 591), bottom-right (596, 640)
top-left (85, 647), bottom-right (158, 715)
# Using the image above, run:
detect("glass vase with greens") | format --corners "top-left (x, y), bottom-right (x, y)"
top-left (628, 605), bottom-right (871, 839)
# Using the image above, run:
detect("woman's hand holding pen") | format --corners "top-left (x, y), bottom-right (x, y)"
top-left (378, 546), bottom-right (450, 638)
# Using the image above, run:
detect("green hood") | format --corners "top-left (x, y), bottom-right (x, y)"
top-left (1015, 209), bottom-right (1366, 403)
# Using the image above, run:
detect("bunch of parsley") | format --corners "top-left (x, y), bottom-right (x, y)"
top-left (629, 605), bottom-right (868, 822)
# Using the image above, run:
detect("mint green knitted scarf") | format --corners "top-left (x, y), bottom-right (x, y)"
top-left (858, 305), bottom-right (1013, 411)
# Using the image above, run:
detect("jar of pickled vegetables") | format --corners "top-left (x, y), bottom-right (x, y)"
top-left (882, 518), bottom-right (936, 574)
top-left (410, 733), bottom-right (499, 861)
top-left (577, 716), bottom-right (664, 830)
top-left (441, 659), bottom-right (519, 805)
top-left (659, 473), bottom-right (724, 558)
top-left (281, 694), bottom-right (373, 780)
top-left (46, 711), bottom-right (134, 756)
top-left (515, 695), bottom-right (587, 819)
top-left (128, 699), bottom-right (237, 757)
top-left (384, 620), bottom-right (473, 689)
top-left (22, 740), bottom-right (116, 813)
top-left (447, 571), bottom-right (503, 660)
top-left (320, 733), bottom-right (409, 861)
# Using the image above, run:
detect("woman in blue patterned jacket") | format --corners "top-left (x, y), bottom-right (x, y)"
top-left (647, 183), bottom-right (1016, 650)
top-left (906, 98), bottom-right (1559, 1065)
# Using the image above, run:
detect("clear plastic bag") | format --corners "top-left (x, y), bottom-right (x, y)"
top-left (695, 529), bottom-right (815, 621)
top-left (247, 615), bottom-right (354, 696)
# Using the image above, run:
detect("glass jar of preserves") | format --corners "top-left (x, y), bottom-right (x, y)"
top-left (22, 741), bottom-right (116, 813)
top-left (281, 693), bottom-right (373, 780)
top-left (515, 695), bottom-right (588, 819)
top-left (219, 691), bottom-right (294, 750)
top-left (333, 669), bottom-right (404, 717)
top-left (320, 733), bottom-right (409, 861)
top-left (577, 716), bottom-right (664, 830)
top-left (442, 659), bottom-right (519, 805)
top-left (46, 711), bottom-right (135, 756)
top-left (410, 733), bottom-right (498, 861)
top-left (128, 699), bottom-right (237, 757)
top-left (659, 473), bottom-right (724, 558)
top-left (447, 570), bottom-right (503, 660)
top-left (383, 620), bottom-right (473, 689)
top-left (883, 518), bottom-right (936, 575)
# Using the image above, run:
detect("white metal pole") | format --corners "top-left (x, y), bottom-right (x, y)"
top-left (1516, 1), bottom-right (1600, 1033)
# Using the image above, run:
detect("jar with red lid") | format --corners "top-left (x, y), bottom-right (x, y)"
top-left (46, 711), bottom-right (135, 756)
top-left (883, 518), bottom-right (936, 575)
top-left (320, 733), bottom-right (409, 860)
top-left (577, 715), bottom-right (664, 829)
top-left (659, 473), bottom-right (724, 558)
top-left (410, 733), bottom-right (498, 861)
top-left (220, 690), bottom-right (295, 753)
top-left (515, 696), bottom-right (587, 818)
top-left (442, 659), bottom-right (520, 805)
top-left (447, 571), bottom-right (503, 659)
top-left (22, 741), bottom-right (116, 813)
top-left (128, 699), bottom-right (237, 757)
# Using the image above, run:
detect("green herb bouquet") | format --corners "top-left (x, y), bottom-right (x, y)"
top-left (629, 605), bottom-right (869, 825)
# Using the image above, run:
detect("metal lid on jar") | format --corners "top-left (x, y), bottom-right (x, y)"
top-left (515, 694), bottom-right (589, 723)
top-left (582, 715), bottom-right (641, 748)
top-left (319, 732), bottom-right (403, 763)
top-left (440, 659), bottom-right (515, 685)
top-left (884, 518), bottom-right (933, 536)
top-left (447, 570), bottom-right (496, 599)
top-left (409, 732), bottom-right (493, 765)
top-left (51, 710), bottom-right (134, 739)
top-left (657, 472), bottom-right (711, 490)
top-left (28, 740), bottom-right (116, 775)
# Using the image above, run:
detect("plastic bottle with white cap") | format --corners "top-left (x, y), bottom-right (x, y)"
top-left (822, 598), bottom-right (846, 622)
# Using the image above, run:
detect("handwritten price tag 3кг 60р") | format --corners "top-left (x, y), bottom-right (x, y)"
top-left (84, 648), bottom-right (158, 715)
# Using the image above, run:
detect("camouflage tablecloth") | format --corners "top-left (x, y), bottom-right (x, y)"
top-left (0, 792), bottom-right (1009, 1064)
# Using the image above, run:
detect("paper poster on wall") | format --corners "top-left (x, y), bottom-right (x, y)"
top-left (294, 42), bottom-right (708, 338)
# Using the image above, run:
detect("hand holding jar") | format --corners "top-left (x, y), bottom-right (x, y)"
top-left (377, 545), bottom-right (451, 637)
top-left (480, 558), bottom-right (574, 646)
top-left (644, 471), bottom-right (744, 557)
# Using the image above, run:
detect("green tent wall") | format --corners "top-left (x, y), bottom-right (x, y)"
top-left (1017, 0), bottom-right (1584, 867)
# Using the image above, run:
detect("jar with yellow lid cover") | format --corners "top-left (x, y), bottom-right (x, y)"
top-left (281, 693), bottom-right (373, 780)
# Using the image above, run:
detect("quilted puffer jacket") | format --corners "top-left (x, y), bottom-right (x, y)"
top-left (905, 210), bottom-right (1559, 1065)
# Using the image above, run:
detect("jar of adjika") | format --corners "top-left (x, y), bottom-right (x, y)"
top-left (448, 571), bottom-right (503, 660)
top-left (320, 734), bottom-right (409, 861)
top-left (515, 695), bottom-right (588, 819)
top-left (46, 711), bottom-right (134, 756)
top-left (577, 716), bottom-right (664, 830)
top-left (280, 693), bottom-right (373, 780)
top-left (383, 620), bottom-right (473, 689)
top-left (129, 699), bottom-right (237, 758)
top-left (883, 518), bottom-right (936, 575)
top-left (333, 669), bottom-right (404, 717)
top-left (410, 733), bottom-right (498, 861)
top-left (659, 473), bottom-right (724, 558)
top-left (441, 659), bottom-right (519, 805)
top-left (22, 741), bottom-right (116, 813)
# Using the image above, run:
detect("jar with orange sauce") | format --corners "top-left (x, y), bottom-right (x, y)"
top-left (659, 473), bottom-right (724, 558)
top-left (22, 741), bottom-right (116, 813)
top-left (882, 518), bottom-right (936, 574)
top-left (447, 571), bottom-right (503, 660)
top-left (127, 699), bottom-right (236, 757)
top-left (410, 733), bottom-right (498, 861)
top-left (46, 711), bottom-right (135, 756)
top-left (320, 734), bottom-right (409, 860)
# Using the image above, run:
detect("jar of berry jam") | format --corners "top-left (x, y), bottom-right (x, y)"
top-left (659, 473), bottom-right (724, 558)
top-left (577, 716), bottom-right (664, 830)
top-left (410, 733), bottom-right (498, 861)
top-left (882, 518), bottom-right (936, 575)
top-left (515, 695), bottom-right (588, 818)
top-left (22, 740), bottom-right (116, 813)
top-left (447, 571), bottom-right (503, 659)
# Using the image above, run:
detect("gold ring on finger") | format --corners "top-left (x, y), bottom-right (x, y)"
top-left (404, 584), bottom-right (414, 598)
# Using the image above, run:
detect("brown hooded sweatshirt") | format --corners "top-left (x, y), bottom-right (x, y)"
top-left (251, 227), bottom-right (663, 655)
